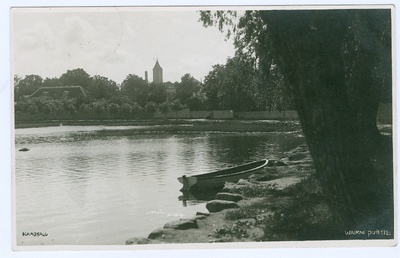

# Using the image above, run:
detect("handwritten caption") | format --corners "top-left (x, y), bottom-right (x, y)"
top-left (22, 232), bottom-right (48, 237)
top-left (344, 229), bottom-right (391, 237)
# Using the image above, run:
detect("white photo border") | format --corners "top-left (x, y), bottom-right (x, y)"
top-left (2, 0), bottom-right (399, 257)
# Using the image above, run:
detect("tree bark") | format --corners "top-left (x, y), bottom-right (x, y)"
top-left (260, 9), bottom-right (392, 228)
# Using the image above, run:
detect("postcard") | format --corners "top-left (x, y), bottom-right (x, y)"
top-left (8, 3), bottom-right (397, 255)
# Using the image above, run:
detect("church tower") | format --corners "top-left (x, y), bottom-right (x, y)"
top-left (152, 59), bottom-right (163, 84)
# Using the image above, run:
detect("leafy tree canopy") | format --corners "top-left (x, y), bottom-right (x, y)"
top-left (15, 74), bottom-right (43, 99)
top-left (120, 74), bottom-right (149, 107)
top-left (199, 10), bottom-right (292, 111)
top-left (175, 73), bottom-right (200, 105)
top-left (59, 68), bottom-right (92, 89)
top-left (148, 82), bottom-right (167, 104)
top-left (203, 57), bottom-right (258, 112)
top-left (42, 77), bottom-right (61, 88)
top-left (88, 75), bottom-right (119, 100)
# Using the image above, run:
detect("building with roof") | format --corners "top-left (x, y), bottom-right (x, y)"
top-left (152, 59), bottom-right (163, 84)
top-left (29, 86), bottom-right (87, 99)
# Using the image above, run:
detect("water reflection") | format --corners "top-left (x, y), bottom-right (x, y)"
top-left (15, 126), bottom-right (305, 245)
top-left (206, 134), bottom-right (269, 165)
top-left (179, 188), bottom-right (221, 207)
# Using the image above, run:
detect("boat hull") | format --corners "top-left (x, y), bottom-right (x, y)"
top-left (178, 159), bottom-right (268, 191)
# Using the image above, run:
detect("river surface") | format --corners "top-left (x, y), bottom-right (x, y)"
top-left (14, 125), bottom-right (305, 245)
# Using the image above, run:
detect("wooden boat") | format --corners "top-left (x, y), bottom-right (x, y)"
top-left (178, 159), bottom-right (268, 191)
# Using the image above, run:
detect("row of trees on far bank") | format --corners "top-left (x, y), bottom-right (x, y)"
top-left (14, 55), bottom-right (295, 115)
top-left (14, 68), bottom-right (207, 115)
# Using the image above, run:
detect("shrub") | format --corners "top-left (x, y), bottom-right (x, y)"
top-left (108, 103), bottom-right (121, 114)
top-left (158, 101), bottom-right (171, 114)
top-left (144, 101), bottom-right (158, 113)
top-left (262, 176), bottom-right (341, 241)
top-left (120, 103), bottom-right (132, 115)
top-left (131, 102), bottom-right (143, 114)
top-left (214, 223), bottom-right (249, 239)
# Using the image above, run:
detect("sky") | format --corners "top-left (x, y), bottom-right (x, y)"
top-left (11, 7), bottom-right (236, 85)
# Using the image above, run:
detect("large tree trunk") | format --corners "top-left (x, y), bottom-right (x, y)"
top-left (260, 9), bottom-right (392, 229)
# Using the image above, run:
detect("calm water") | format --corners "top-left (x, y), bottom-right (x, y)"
top-left (15, 125), bottom-right (305, 245)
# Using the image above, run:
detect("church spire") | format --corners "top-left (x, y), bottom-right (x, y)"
top-left (152, 59), bottom-right (163, 84)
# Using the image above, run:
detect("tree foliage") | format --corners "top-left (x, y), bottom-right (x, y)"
top-left (14, 68), bottom-right (200, 118)
top-left (88, 75), bottom-right (119, 100)
top-left (186, 96), bottom-right (204, 111)
top-left (148, 82), bottom-right (167, 104)
top-left (170, 99), bottom-right (183, 112)
top-left (59, 68), bottom-right (92, 89)
top-left (42, 77), bottom-right (61, 88)
top-left (120, 74), bottom-right (149, 107)
top-left (199, 11), bottom-right (269, 71)
top-left (15, 95), bottom-right (74, 114)
top-left (201, 9), bottom-right (393, 230)
top-left (144, 101), bottom-right (158, 113)
top-left (14, 74), bottom-right (43, 99)
top-left (175, 73), bottom-right (200, 105)
top-left (203, 57), bottom-right (257, 111)
top-left (158, 100), bottom-right (171, 114)
top-left (199, 10), bottom-right (293, 111)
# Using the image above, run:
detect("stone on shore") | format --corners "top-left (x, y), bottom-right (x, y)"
top-left (288, 153), bottom-right (307, 161)
top-left (215, 192), bottom-right (243, 202)
top-left (222, 181), bottom-right (257, 193)
top-left (184, 215), bottom-right (207, 221)
top-left (274, 160), bottom-right (287, 166)
top-left (164, 219), bottom-right (198, 230)
top-left (206, 200), bottom-right (239, 212)
top-left (196, 211), bottom-right (210, 216)
top-left (126, 237), bottom-right (159, 245)
top-left (267, 159), bottom-right (287, 166)
top-left (148, 228), bottom-right (170, 239)
top-left (249, 170), bottom-right (280, 181)
top-left (237, 179), bottom-right (252, 185)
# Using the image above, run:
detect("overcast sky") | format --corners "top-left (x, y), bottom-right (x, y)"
top-left (11, 7), bottom-right (236, 85)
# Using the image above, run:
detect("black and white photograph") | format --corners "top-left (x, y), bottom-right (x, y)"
top-left (7, 3), bottom-right (397, 254)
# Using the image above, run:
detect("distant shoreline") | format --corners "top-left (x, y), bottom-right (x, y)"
top-left (14, 118), bottom-right (392, 135)
top-left (14, 119), bottom-right (302, 133)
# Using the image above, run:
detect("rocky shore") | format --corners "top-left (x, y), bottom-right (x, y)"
top-left (126, 143), bottom-right (316, 245)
